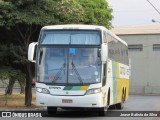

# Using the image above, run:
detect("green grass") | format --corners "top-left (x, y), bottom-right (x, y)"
top-left (0, 93), bottom-right (36, 109)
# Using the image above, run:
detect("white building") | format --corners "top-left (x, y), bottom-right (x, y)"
top-left (112, 25), bottom-right (160, 94)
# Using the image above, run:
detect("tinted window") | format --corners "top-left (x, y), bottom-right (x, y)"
top-left (40, 30), bottom-right (101, 45)
top-left (108, 35), bottom-right (129, 65)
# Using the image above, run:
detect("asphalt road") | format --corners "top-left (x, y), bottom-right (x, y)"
top-left (1, 95), bottom-right (160, 120)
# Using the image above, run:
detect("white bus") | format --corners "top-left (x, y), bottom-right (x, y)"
top-left (28, 25), bottom-right (130, 116)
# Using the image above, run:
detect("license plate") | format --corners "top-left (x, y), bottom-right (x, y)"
top-left (62, 99), bottom-right (73, 103)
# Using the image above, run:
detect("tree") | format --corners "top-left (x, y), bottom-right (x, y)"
top-left (0, 68), bottom-right (26, 94)
top-left (54, 0), bottom-right (84, 24)
top-left (0, 0), bottom-right (85, 106)
top-left (77, 0), bottom-right (113, 29)
top-left (0, 44), bottom-right (26, 94)
top-left (0, 0), bottom-right (56, 106)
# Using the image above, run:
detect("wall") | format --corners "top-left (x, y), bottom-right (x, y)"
top-left (118, 34), bottom-right (160, 94)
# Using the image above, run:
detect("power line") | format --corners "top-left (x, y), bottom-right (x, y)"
top-left (146, 0), bottom-right (160, 16)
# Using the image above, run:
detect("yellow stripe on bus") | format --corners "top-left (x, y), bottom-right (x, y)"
top-left (80, 86), bottom-right (89, 90)
top-left (117, 78), bottom-right (130, 103)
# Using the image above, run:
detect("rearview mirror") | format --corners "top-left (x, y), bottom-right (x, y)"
top-left (28, 42), bottom-right (38, 63)
top-left (101, 43), bottom-right (108, 62)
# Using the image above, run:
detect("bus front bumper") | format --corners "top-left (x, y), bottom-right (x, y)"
top-left (36, 92), bottom-right (104, 108)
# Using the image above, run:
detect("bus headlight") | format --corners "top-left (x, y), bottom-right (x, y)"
top-left (36, 87), bottom-right (50, 94)
top-left (85, 88), bottom-right (101, 95)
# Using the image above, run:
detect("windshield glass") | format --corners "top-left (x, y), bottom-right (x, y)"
top-left (40, 30), bottom-right (100, 45)
top-left (37, 47), bottom-right (101, 84)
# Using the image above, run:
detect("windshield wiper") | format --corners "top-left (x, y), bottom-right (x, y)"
top-left (52, 63), bottom-right (66, 83)
top-left (71, 62), bottom-right (83, 84)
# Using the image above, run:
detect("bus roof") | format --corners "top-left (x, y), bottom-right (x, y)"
top-left (41, 24), bottom-right (128, 46)
top-left (42, 24), bottom-right (106, 30)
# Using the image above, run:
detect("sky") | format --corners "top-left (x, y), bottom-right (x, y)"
top-left (107, 0), bottom-right (160, 26)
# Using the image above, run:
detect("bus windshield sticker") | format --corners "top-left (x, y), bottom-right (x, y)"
top-left (70, 48), bottom-right (76, 55)
top-left (48, 76), bottom-right (56, 81)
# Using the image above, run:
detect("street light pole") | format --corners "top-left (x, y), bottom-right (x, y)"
top-left (152, 19), bottom-right (160, 23)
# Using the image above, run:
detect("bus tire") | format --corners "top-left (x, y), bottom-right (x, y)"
top-left (98, 106), bottom-right (107, 116)
top-left (47, 107), bottom-right (57, 115)
top-left (116, 92), bottom-right (125, 109)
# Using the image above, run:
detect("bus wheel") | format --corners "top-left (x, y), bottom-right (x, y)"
top-left (47, 107), bottom-right (57, 115)
top-left (98, 106), bottom-right (108, 116)
top-left (116, 93), bottom-right (125, 109)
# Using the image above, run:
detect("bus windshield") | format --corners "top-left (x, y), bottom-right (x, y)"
top-left (37, 47), bottom-right (101, 85)
top-left (40, 30), bottom-right (100, 45)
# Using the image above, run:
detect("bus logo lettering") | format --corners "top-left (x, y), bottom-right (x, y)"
top-left (49, 87), bottom-right (61, 89)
